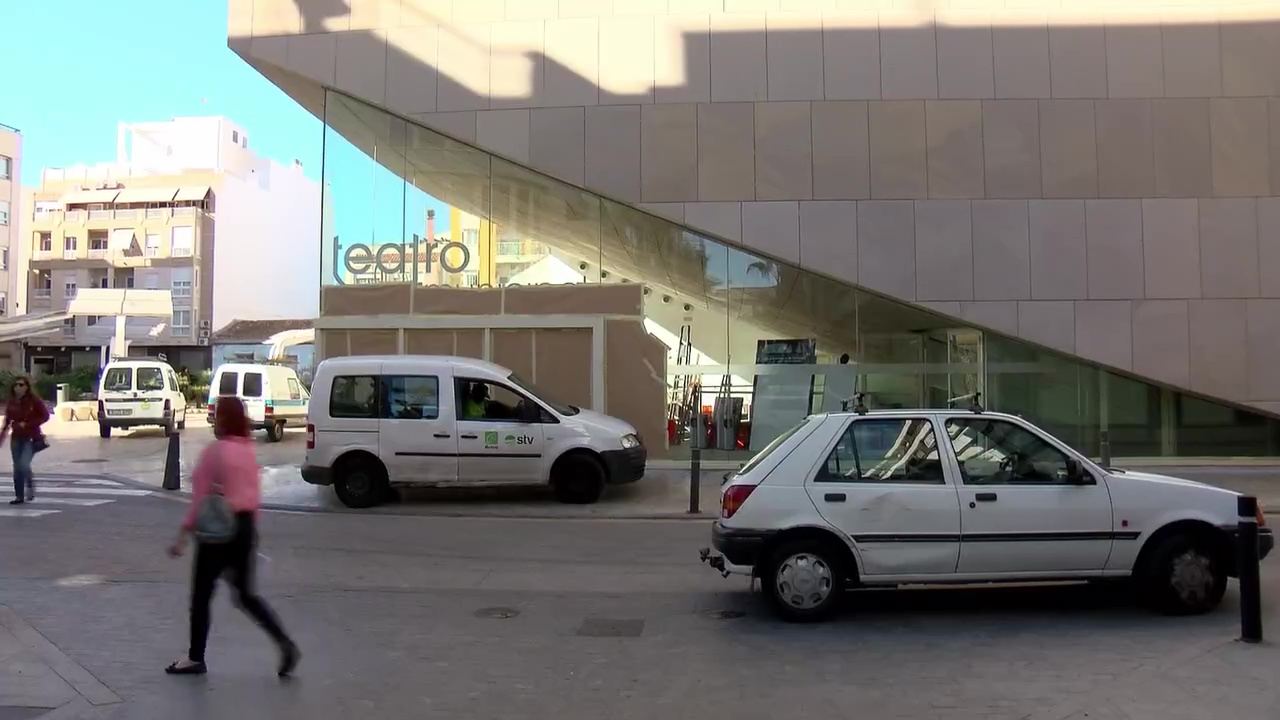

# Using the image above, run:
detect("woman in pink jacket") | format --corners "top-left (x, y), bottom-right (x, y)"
top-left (165, 396), bottom-right (299, 677)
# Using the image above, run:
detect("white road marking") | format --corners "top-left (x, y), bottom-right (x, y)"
top-left (0, 508), bottom-right (60, 517)
top-left (36, 487), bottom-right (152, 497)
top-left (25, 498), bottom-right (114, 507)
top-left (45, 478), bottom-right (123, 487)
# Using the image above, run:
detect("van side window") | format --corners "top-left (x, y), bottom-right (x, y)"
top-left (456, 378), bottom-right (526, 422)
top-left (382, 376), bottom-right (439, 420)
top-left (286, 377), bottom-right (301, 401)
top-left (167, 372), bottom-right (179, 392)
top-left (137, 367), bottom-right (165, 392)
top-left (329, 375), bottom-right (379, 419)
top-left (218, 372), bottom-right (238, 396)
top-left (243, 373), bottom-right (264, 398)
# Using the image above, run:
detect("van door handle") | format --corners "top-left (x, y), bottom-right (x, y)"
top-left (975, 492), bottom-right (998, 502)
top-left (823, 493), bottom-right (846, 502)
top-left (460, 434), bottom-right (478, 440)
top-left (433, 433), bottom-right (451, 439)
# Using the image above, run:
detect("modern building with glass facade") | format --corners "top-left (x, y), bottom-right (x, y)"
top-left (230, 0), bottom-right (1280, 459)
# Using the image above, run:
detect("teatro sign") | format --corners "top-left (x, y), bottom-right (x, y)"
top-left (332, 234), bottom-right (471, 286)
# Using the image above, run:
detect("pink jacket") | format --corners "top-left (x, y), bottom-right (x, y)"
top-left (182, 437), bottom-right (262, 531)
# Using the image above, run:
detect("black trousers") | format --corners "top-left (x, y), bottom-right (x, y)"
top-left (189, 513), bottom-right (290, 663)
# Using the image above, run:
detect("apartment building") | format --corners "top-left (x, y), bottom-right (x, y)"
top-left (0, 125), bottom-right (21, 368)
top-left (23, 117), bottom-right (321, 373)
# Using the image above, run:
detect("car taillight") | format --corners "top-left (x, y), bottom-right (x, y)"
top-left (164, 399), bottom-right (171, 413)
top-left (264, 404), bottom-right (274, 416)
top-left (1258, 505), bottom-right (1267, 527)
top-left (721, 484), bottom-right (756, 519)
top-left (306, 423), bottom-right (315, 450)
top-left (207, 403), bottom-right (215, 415)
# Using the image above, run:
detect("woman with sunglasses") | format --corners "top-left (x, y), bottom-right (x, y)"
top-left (1, 375), bottom-right (50, 504)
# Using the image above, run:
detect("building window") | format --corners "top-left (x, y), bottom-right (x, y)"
top-left (64, 280), bottom-right (77, 300)
top-left (171, 310), bottom-right (191, 336)
top-left (171, 226), bottom-right (194, 257)
top-left (90, 234), bottom-right (109, 252)
top-left (62, 318), bottom-right (75, 336)
top-left (172, 279), bottom-right (192, 297)
top-left (0, 200), bottom-right (9, 226)
top-left (37, 232), bottom-right (52, 252)
top-left (63, 236), bottom-right (77, 259)
top-left (0, 248), bottom-right (7, 271)
top-left (0, 155), bottom-right (11, 180)
top-left (0, 293), bottom-right (7, 316)
top-left (33, 273), bottom-right (51, 298)
top-left (144, 232), bottom-right (160, 257)
top-left (232, 130), bottom-right (239, 144)
top-left (87, 315), bottom-right (103, 326)
top-left (143, 271), bottom-right (158, 290)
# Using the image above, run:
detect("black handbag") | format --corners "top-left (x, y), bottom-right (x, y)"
top-left (32, 434), bottom-right (49, 453)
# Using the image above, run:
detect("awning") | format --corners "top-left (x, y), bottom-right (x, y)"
top-left (59, 189), bottom-right (120, 205)
top-left (113, 187), bottom-right (178, 204)
top-left (173, 186), bottom-right (210, 202)
top-left (0, 312), bottom-right (72, 343)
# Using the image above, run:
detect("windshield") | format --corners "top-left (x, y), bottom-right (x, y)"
top-left (102, 368), bottom-right (132, 392)
top-left (734, 416), bottom-right (814, 477)
top-left (506, 373), bottom-right (579, 416)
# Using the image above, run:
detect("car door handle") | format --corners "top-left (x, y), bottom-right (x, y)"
top-left (433, 433), bottom-right (451, 439)
top-left (974, 492), bottom-right (998, 502)
top-left (460, 434), bottom-right (478, 440)
top-left (823, 493), bottom-right (846, 502)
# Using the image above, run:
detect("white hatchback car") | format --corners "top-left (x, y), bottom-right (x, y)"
top-left (700, 408), bottom-right (1273, 622)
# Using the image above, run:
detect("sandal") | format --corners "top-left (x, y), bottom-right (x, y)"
top-left (164, 660), bottom-right (207, 675)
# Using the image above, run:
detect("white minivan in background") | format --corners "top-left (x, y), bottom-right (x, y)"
top-left (97, 359), bottom-right (188, 438)
top-left (207, 363), bottom-right (310, 442)
top-left (302, 355), bottom-right (647, 508)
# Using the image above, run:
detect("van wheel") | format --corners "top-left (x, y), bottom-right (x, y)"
top-left (163, 419), bottom-right (175, 437)
top-left (333, 456), bottom-right (388, 509)
top-left (265, 421), bottom-right (284, 443)
top-left (551, 453), bottom-right (605, 504)
top-left (177, 415), bottom-right (186, 431)
top-left (762, 539), bottom-right (846, 623)
top-left (98, 423), bottom-right (111, 439)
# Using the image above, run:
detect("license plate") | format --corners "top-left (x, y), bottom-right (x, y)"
top-left (106, 409), bottom-right (131, 417)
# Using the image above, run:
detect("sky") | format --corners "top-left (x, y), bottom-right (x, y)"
top-left (0, 0), bottom-right (321, 187)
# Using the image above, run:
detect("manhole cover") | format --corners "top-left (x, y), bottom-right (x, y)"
top-left (474, 607), bottom-right (520, 619)
top-left (70, 459), bottom-right (107, 464)
top-left (575, 618), bottom-right (645, 638)
top-left (707, 609), bottom-right (746, 620)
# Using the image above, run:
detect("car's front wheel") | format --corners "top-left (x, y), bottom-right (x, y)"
top-left (762, 539), bottom-right (846, 622)
top-left (1142, 533), bottom-right (1227, 615)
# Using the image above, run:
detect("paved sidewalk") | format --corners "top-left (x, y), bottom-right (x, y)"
top-left (0, 606), bottom-right (119, 720)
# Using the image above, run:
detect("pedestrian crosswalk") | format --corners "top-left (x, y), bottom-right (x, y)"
top-left (0, 477), bottom-right (153, 517)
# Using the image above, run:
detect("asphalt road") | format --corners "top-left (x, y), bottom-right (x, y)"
top-left (4, 490), bottom-right (1280, 719)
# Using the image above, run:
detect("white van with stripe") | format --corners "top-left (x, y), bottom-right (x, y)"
top-left (207, 362), bottom-right (309, 442)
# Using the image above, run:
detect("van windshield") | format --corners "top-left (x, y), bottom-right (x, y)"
top-left (506, 373), bottom-right (578, 416)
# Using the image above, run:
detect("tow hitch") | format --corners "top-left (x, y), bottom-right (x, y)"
top-left (699, 547), bottom-right (730, 578)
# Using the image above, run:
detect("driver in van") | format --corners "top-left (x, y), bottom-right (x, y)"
top-left (462, 382), bottom-right (488, 419)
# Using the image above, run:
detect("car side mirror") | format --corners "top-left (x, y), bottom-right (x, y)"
top-left (1065, 458), bottom-right (1088, 484)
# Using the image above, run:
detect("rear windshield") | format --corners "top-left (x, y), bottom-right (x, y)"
top-left (218, 371), bottom-right (238, 395)
top-left (243, 373), bottom-right (263, 398)
top-left (137, 367), bottom-right (165, 392)
top-left (735, 417), bottom-right (814, 476)
top-left (102, 368), bottom-right (132, 392)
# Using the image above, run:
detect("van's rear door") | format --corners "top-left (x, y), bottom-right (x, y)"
top-left (100, 366), bottom-right (137, 421)
top-left (132, 366), bottom-right (170, 422)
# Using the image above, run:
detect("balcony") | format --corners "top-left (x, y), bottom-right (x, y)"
top-left (32, 209), bottom-right (61, 224)
top-left (88, 247), bottom-right (108, 259)
top-left (172, 246), bottom-right (193, 258)
top-left (172, 207), bottom-right (198, 218)
top-left (33, 249), bottom-right (53, 261)
top-left (113, 209), bottom-right (141, 222)
top-left (87, 210), bottom-right (111, 221)
top-left (63, 210), bottom-right (85, 223)
top-left (62, 249), bottom-right (78, 260)
top-left (145, 208), bottom-right (168, 220)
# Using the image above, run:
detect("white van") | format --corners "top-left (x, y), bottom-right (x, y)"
top-left (97, 359), bottom-right (188, 438)
top-left (207, 363), bottom-right (310, 442)
top-left (302, 355), bottom-right (647, 508)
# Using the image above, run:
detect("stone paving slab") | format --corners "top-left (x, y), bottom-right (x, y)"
top-left (0, 607), bottom-right (120, 720)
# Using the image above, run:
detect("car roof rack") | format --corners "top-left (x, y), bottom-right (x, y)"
top-left (852, 392), bottom-right (870, 415)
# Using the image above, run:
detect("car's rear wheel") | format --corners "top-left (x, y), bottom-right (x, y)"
top-left (163, 418), bottom-right (175, 437)
top-left (551, 453), bottom-right (605, 504)
top-left (1141, 533), bottom-right (1227, 615)
top-left (98, 423), bottom-right (111, 439)
top-left (762, 539), bottom-right (846, 622)
top-left (333, 456), bottom-right (388, 509)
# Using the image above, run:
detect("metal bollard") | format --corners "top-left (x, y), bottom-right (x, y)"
top-left (689, 447), bottom-right (701, 515)
top-left (1238, 494), bottom-right (1263, 643)
top-left (162, 431), bottom-right (181, 491)
top-left (1099, 430), bottom-right (1112, 468)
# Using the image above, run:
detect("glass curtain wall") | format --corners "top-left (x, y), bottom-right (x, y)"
top-left (320, 89), bottom-right (1280, 460)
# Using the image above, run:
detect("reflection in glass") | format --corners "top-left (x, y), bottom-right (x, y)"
top-left (319, 88), bottom-right (1280, 459)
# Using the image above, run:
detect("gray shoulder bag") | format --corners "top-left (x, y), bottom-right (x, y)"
top-left (193, 446), bottom-right (237, 544)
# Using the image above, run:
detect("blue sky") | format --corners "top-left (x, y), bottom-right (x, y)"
top-left (0, 0), bottom-right (320, 186)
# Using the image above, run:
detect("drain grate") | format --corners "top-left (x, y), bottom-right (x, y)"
top-left (474, 607), bottom-right (520, 619)
top-left (575, 618), bottom-right (645, 638)
top-left (707, 609), bottom-right (746, 620)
